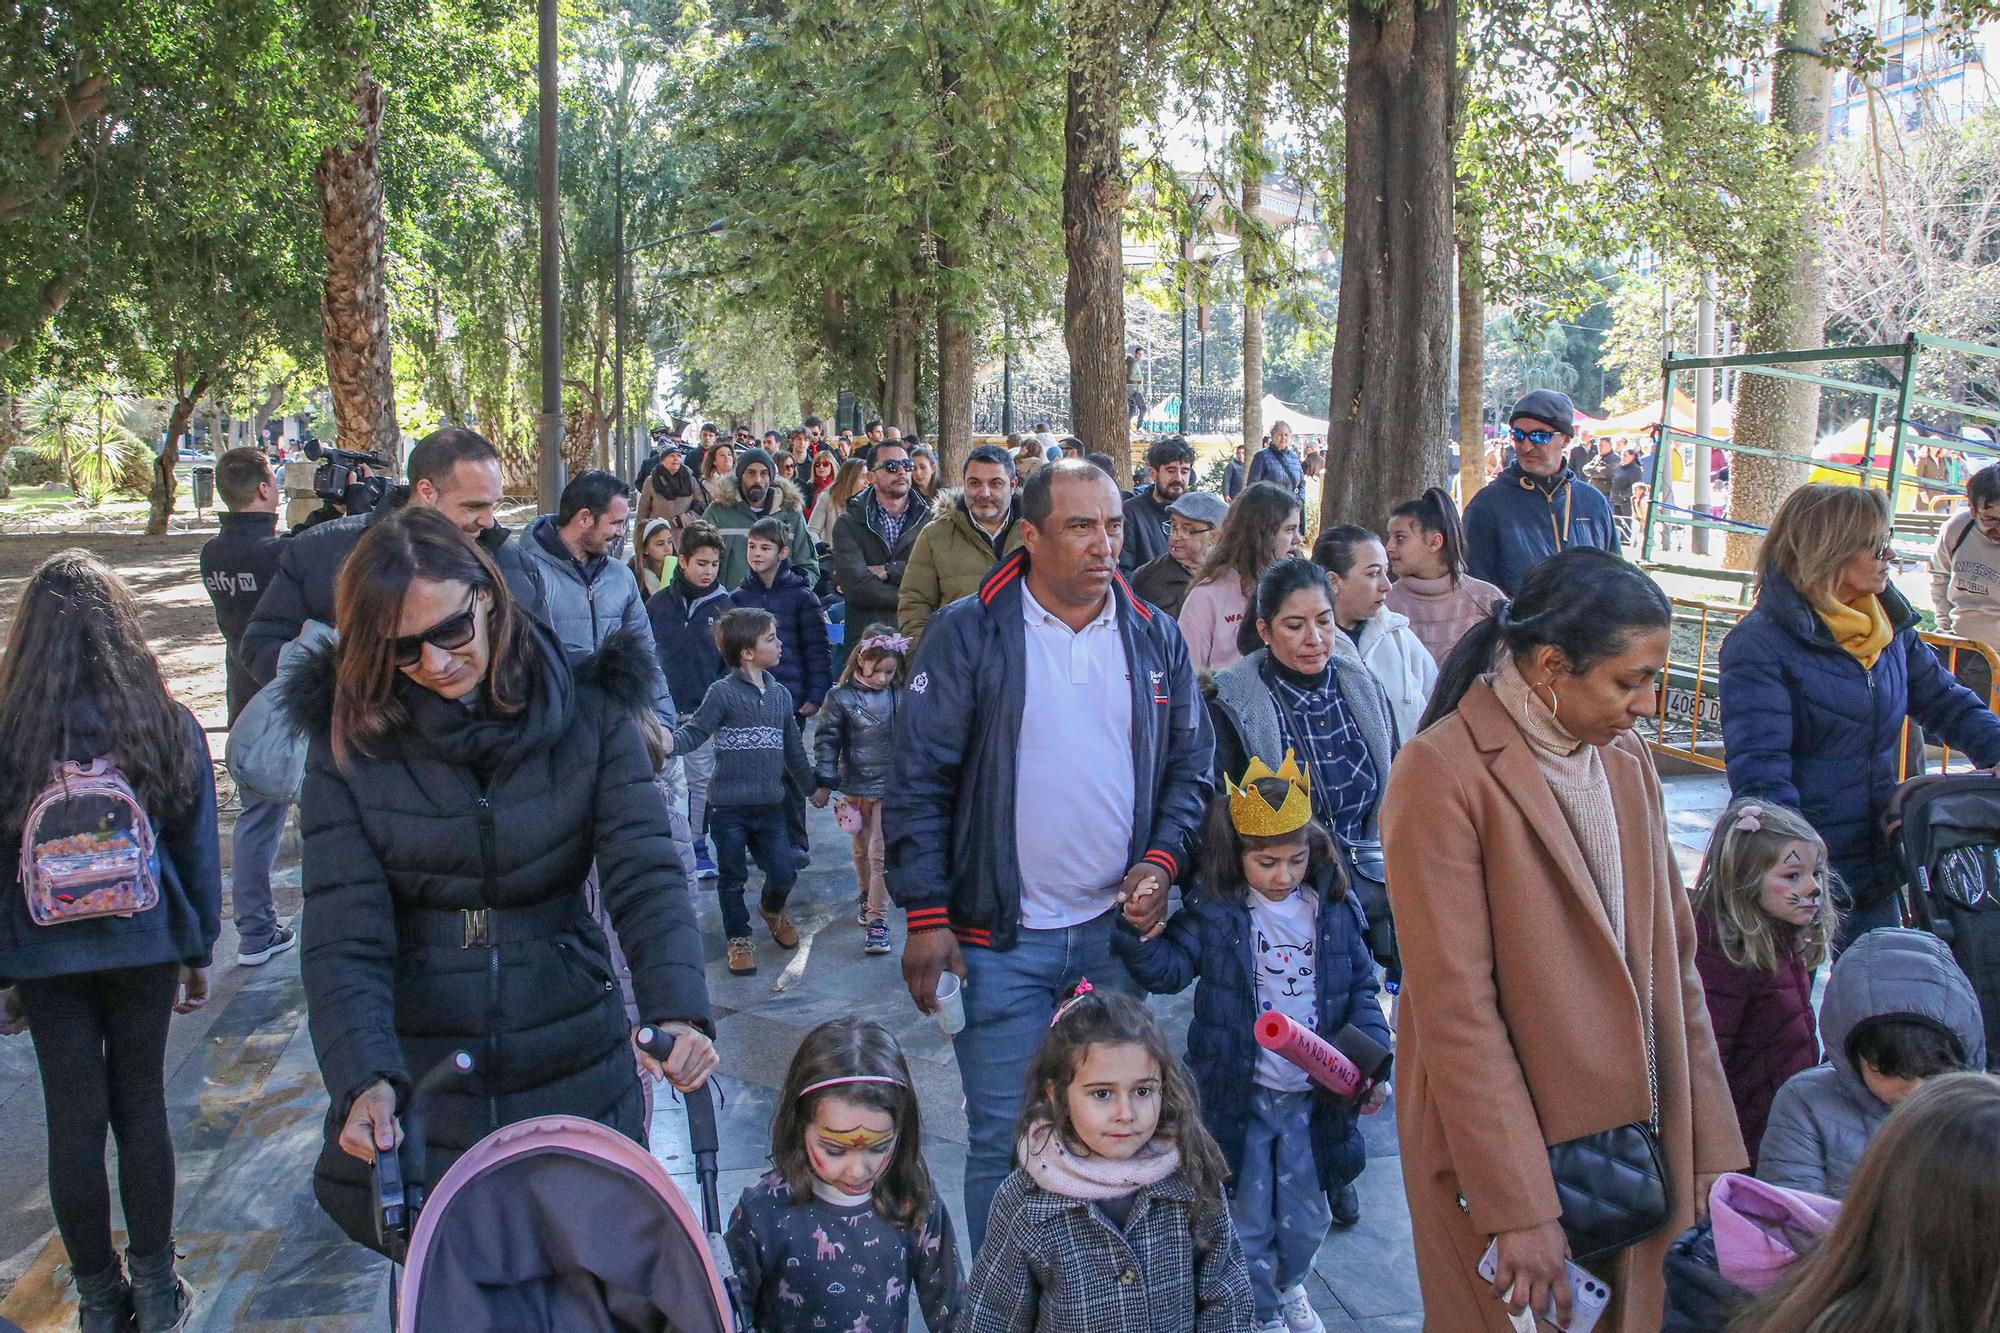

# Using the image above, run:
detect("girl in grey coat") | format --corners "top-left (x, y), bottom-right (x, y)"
top-left (811, 626), bottom-right (909, 955)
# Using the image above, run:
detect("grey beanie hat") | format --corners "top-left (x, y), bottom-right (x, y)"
top-left (734, 446), bottom-right (775, 482)
top-left (1508, 389), bottom-right (1576, 438)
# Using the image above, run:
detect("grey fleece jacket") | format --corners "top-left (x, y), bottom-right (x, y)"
top-left (1757, 928), bottom-right (1985, 1198)
top-left (1206, 647), bottom-right (1396, 844)
top-left (671, 669), bottom-right (813, 809)
top-left (515, 515), bottom-right (677, 722)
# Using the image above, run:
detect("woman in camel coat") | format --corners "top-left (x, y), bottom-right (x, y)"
top-left (1383, 549), bottom-right (1743, 1332)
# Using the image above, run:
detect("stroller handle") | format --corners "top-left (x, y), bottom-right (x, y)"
top-left (637, 1026), bottom-right (725, 1236)
top-left (375, 1049), bottom-right (475, 1261)
top-left (402, 1049), bottom-right (476, 1194)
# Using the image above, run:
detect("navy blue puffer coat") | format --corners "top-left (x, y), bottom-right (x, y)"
top-left (1719, 568), bottom-right (2000, 907)
top-left (1111, 861), bottom-right (1391, 1196)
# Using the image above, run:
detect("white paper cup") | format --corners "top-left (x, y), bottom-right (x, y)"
top-left (934, 972), bottom-right (967, 1037)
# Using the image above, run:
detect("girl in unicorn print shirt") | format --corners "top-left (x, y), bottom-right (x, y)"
top-left (725, 1018), bottom-right (963, 1332)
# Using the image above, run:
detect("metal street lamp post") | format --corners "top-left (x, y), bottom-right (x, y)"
top-left (1178, 190), bottom-right (1214, 436)
top-left (536, 0), bottom-right (563, 513)
top-left (1001, 315), bottom-right (1014, 435)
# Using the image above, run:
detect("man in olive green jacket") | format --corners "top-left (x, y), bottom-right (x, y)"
top-left (897, 444), bottom-right (1024, 648)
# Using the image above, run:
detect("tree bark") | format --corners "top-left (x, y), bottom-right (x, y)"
top-left (0, 392), bottom-right (18, 498)
top-left (1062, 0), bottom-right (1130, 456)
top-left (1727, 0), bottom-right (1831, 568)
top-left (315, 70), bottom-right (401, 459)
top-left (1240, 88), bottom-right (1266, 460)
top-left (149, 374), bottom-right (211, 535)
top-left (1320, 0), bottom-right (1457, 533)
top-left (935, 277), bottom-right (975, 481)
top-left (1456, 232), bottom-right (1488, 505)
top-left (885, 291), bottom-right (919, 432)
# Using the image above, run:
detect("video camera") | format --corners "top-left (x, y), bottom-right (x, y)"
top-left (301, 435), bottom-right (391, 506)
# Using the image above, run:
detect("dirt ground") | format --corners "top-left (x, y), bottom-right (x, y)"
top-left (0, 531), bottom-right (229, 728)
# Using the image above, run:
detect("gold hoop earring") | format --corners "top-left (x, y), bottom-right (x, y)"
top-left (1536, 679), bottom-right (1561, 717)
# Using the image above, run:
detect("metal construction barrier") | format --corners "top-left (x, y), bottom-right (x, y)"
top-left (1644, 597), bottom-right (2000, 780)
top-left (1641, 332), bottom-right (2000, 565)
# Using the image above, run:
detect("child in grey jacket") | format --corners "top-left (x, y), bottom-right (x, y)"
top-left (811, 625), bottom-right (909, 956)
top-left (668, 607), bottom-right (813, 976)
top-left (1757, 928), bottom-right (1984, 1198)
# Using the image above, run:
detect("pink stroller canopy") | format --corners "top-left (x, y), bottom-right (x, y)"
top-left (399, 1115), bottom-right (731, 1332)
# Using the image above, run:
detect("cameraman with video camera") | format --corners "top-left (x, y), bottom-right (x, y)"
top-left (240, 426), bottom-right (539, 685)
top-left (291, 437), bottom-right (392, 532)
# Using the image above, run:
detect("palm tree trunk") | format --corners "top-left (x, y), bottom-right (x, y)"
top-left (316, 70), bottom-right (401, 459)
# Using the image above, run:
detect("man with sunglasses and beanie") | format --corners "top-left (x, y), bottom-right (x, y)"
top-left (1462, 389), bottom-right (1620, 594)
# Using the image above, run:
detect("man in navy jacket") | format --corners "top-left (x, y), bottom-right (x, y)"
top-left (885, 460), bottom-right (1215, 1248)
top-left (1463, 389), bottom-right (1621, 593)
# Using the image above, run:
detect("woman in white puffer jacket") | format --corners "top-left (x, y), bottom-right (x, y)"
top-left (1314, 525), bottom-right (1438, 744)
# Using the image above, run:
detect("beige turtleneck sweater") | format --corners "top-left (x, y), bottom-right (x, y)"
top-left (1491, 657), bottom-right (1627, 950)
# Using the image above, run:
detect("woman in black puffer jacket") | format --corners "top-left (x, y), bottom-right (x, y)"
top-left (288, 508), bottom-right (717, 1253)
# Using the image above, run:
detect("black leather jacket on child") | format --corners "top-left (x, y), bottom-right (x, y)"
top-left (813, 682), bottom-right (900, 800)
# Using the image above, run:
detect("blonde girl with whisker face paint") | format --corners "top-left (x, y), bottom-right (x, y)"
top-left (724, 1018), bottom-right (964, 1333)
top-left (1690, 797), bottom-right (1837, 1170)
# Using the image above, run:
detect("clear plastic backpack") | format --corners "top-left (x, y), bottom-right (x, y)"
top-left (17, 758), bottom-right (160, 926)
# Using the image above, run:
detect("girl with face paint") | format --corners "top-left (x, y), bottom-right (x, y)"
top-left (1690, 798), bottom-right (1838, 1169)
top-left (724, 1018), bottom-right (964, 1333)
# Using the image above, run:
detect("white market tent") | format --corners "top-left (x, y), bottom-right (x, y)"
top-left (1261, 394), bottom-right (1329, 438)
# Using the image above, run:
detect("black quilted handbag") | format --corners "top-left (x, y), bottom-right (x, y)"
top-left (1546, 1121), bottom-right (1670, 1263)
top-left (1546, 938), bottom-right (1671, 1263)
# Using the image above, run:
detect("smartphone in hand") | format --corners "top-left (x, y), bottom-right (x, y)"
top-left (1476, 1238), bottom-right (1611, 1333)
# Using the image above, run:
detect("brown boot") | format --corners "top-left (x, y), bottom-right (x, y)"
top-left (726, 936), bottom-right (756, 975)
top-left (761, 908), bottom-right (800, 949)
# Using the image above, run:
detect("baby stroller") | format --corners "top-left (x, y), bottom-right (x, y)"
top-left (1885, 772), bottom-right (2000, 1069)
top-left (375, 1030), bottom-right (745, 1331)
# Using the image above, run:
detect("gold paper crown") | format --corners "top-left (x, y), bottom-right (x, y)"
top-left (1226, 751), bottom-right (1312, 837)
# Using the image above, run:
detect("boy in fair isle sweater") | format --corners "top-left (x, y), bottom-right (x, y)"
top-left (667, 606), bottom-right (815, 976)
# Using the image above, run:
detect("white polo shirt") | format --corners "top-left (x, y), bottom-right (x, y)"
top-left (1015, 582), bottom-right (1137, 930)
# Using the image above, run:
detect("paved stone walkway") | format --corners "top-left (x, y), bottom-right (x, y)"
top-left (0, 770), bottom-right (1733, 1332)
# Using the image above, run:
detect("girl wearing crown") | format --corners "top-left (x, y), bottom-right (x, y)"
top-left (1114, 753), bottom-right (1393, 1333)
top-left (1208, 558), bottom-right (1399, 977)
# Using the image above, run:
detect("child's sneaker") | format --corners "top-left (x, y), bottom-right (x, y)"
top-left (761, 908), bottom-right (800, 949)
top-left (693, 839), bottom-right (718, 880)
top-left (726, 937), bottom-right (756, 975)
top-left (864, 919), bottom-right (891, 955)
top-left (856, 888), bottom-right (870, 926)
top-left (1280, 1285), bottom-right (1325, 1333)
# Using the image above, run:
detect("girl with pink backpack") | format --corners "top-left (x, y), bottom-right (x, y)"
top-left (0, 550), bottom-right (222, 1331)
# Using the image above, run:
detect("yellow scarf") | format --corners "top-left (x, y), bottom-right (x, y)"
top-left (1814, 593), bottom-right (1895, 669)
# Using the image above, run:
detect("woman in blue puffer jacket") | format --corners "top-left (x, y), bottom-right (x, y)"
top-left (1719, 484), bottom-right (2000, 952)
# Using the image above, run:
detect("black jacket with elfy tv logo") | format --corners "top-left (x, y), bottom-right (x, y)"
top-left (200, 510), bottom-right (285, 724)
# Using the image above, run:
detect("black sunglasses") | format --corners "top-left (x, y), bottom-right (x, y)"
top-left (392, 592), bottom-right (481, 668)
top-left (876, 458), bottom-right (914, 474)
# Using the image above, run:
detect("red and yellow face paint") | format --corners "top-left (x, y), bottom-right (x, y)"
top-left (804, 1100), bottom-right (898, 1196)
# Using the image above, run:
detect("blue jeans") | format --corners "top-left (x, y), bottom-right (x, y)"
top-left (1232, 1087), bottom-right (1332, 1322)
top-left (956, 907), bottom-right (1137, 1251)
top-left (230, 796), bottom-right (286, 947)
top-left (709, 804), bottom-right (796, 938)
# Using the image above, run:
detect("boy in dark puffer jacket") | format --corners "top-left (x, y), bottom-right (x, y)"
top-left (731, 517), bottom-right (829, 862)
top-left (649, 521), bottom-right (734, 876)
